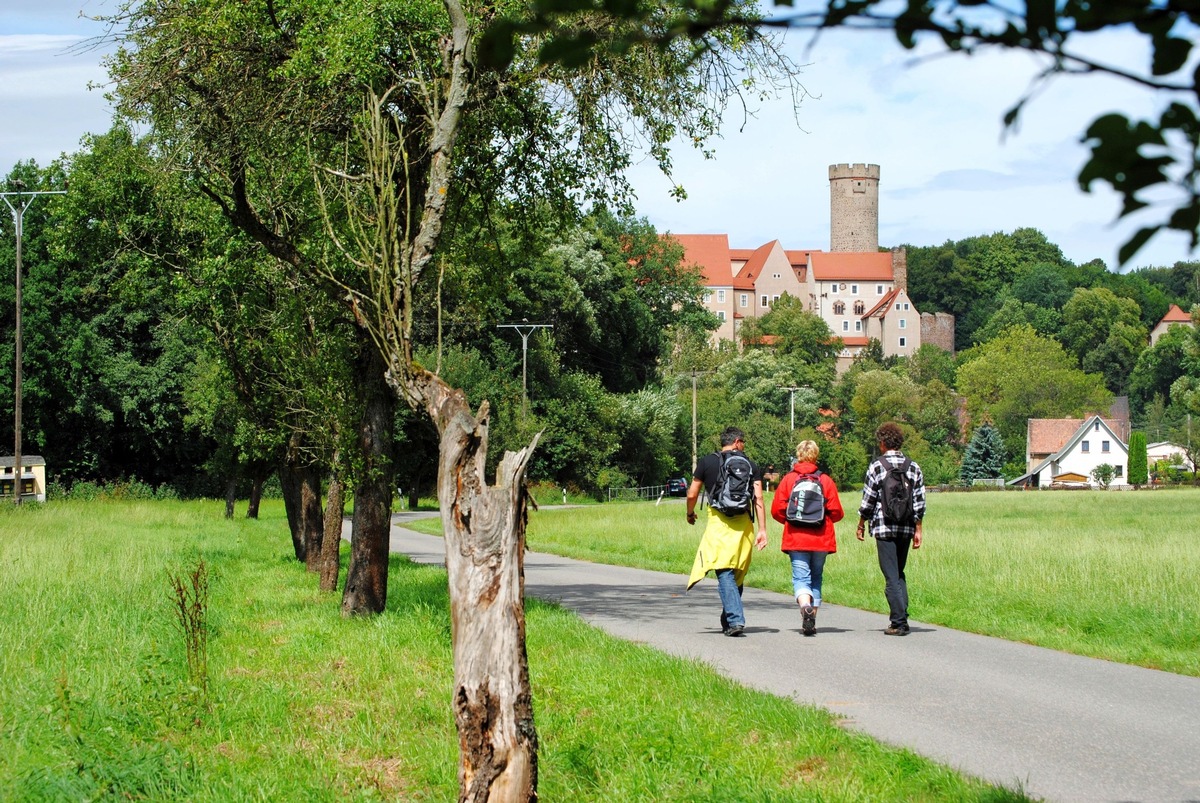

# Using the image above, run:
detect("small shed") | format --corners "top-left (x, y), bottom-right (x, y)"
top-left (0, 456), bottom-right (47, 502)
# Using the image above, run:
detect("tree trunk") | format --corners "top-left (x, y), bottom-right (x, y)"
top-left (224, 477), bottom-right (237, 519)
top-left (342, 348), bottom-right (395, 615)
top-left (402, 368), bottom-right (540, 802)
top-left (319, 470), bottom-right (345, 592)
top-left (247, 466), bottom-right (269, 519)
top-left (279, 447), bottom-right (307, 562)
top-left (301, 466), bottom-right (324, 572)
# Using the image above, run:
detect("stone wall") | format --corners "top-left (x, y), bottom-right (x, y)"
top-left (920, 311), bottom-right (956, 354)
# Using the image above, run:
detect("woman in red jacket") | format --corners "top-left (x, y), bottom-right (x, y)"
top-left (771, 440), bottom-right (844, 636)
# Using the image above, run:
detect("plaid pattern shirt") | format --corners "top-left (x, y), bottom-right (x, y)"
top-left (858, 451), bottom-right (926, 540)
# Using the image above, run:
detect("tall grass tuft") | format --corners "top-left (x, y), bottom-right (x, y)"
top-left (167, 559), bottom-right (210, 704)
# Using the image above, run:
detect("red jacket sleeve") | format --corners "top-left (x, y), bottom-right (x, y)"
top-left (770, 472), bottom-right (795, 525)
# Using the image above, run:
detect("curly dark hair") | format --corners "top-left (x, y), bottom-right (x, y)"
top-left (875, 422), bottom-right (905, 450)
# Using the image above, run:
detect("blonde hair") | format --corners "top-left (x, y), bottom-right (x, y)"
top-left (795, 440), bottom-right (819, 464)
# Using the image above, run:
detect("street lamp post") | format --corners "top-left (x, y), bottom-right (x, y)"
top-left (2, 182), bottom-right (66, 504)
top-left (497, 320), bottom-right (552, 424)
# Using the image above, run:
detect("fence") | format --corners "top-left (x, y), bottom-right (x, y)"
top-left (607, 484), bottom-right (692, 503)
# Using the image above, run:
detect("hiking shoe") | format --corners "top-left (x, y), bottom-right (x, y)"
top-left (720, 611), bottom-right (730, 631)
top-left (801, 606), bottom-right (816, 636)
top-left (723, 624), bottom-right (745, 637)
top-left (884, 625), bottom-right (910, 636)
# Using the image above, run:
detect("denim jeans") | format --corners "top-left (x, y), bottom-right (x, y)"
top-left (715, 568), bottom-right (744, 628)
top-left (874, 536), bottom-right (911, 627)
top-left (787, 550), bottom-right (828, 607)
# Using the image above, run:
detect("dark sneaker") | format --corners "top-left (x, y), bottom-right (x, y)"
top-left (801, 606), bottom-right (816, 636)
top-left (723, 624), bottom-right (745, 637)
top-left (884, 625), bottom-right (910, 636)
top-left (720, 611), bottom-right (730, 631)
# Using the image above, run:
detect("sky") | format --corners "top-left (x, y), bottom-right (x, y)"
top-left (3, 2), bottom-right (1198, 272)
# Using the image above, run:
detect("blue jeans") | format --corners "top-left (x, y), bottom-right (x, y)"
top-left (787, 551), bottom-right (828, 608)
top-left (715, 568), bottom-right (744, 628)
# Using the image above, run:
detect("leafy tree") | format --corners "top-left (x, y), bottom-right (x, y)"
top-left (849, 370), bottom-right (921, 450)
top-left (1128, 323), bottom-right (1194, 414)
top-left (1091, 463), bottom-right (1116, 489)
top-left (740, 293), bottom-right (842, 369)
top-left (1010, 262), bottom-right (1074, 310)
top-left (956, 325), bottom-right (1112, 458)
top-left (960, 423), bottom-right (1006, 484)
top-left (972, 297), bottom-right (1061, 344)
top-left (1128, 431), bottom-right (1149, 486)
top-left (900, 343), bottom-right (957, 388)
top-left (1065, 286), bottom-right (1147, 364)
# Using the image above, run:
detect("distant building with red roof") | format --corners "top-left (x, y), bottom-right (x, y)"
top-left (1149, 303), bottom-right (1195, 345)
top-left (668, 164), bottom-right (952, 369)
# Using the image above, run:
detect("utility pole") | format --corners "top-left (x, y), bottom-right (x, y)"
top-left (780, 386), bottom-right (804, 430)
top-left (497, 320), bottom-right (552, 424)
top-left (2, 181), bottom-right (66, 504)
top-left (688, 370), bottom-right (712, 473)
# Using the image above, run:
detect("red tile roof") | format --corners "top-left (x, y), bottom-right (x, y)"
top-left (1028, 417), bottom-right (1126, 456)
top-left (733, 241), bottom-right (775, 290)
top-left (840, 336), bottom-right (869, 347)
top-left (1161, 303), bottom-right (1193, 323)
top-left (810, 252), bottom-right (894, 281)
top-left (670, 234), bottom-right (732, 284)
top-left (864, 288), bottom-right (901, 318)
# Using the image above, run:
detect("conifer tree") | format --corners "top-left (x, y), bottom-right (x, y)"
top-left (1128, 431), bottom-right (1148, 486)
top-left (960, 423), bottom-right (1006, 484)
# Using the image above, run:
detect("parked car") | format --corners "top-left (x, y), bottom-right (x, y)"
top-left (666, 477), bottom-right (689, 497)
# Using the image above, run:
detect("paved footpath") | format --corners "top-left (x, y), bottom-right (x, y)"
top-left (387, 514), bottom-right (1200, 802)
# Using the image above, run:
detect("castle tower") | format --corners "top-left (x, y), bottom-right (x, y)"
top-left (828, 163), bottom-right (880, 252)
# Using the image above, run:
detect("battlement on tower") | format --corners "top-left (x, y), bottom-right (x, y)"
top-left (828, 163), bottom-right (881, 180)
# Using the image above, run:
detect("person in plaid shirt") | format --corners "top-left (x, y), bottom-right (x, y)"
top-left (855, 422), bottom-right (926, 636)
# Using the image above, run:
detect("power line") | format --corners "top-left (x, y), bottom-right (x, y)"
top-left (497, 320), bottom-right (552, 424)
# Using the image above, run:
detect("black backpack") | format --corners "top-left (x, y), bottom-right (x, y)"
top-left (711, 451), bottom-right (754, 518)
top-left (785, 470), bottom-right (825, 525)
top-left (878, 456), bottom-right (914, 524)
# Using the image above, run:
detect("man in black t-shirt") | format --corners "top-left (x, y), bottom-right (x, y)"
top-left (685, 426), bottom-right (768, 636)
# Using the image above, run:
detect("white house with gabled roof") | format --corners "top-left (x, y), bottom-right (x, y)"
top-left (1010, 415), bottom-right (1130, 488)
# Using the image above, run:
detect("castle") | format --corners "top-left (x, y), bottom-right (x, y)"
top-left (672, 163), bottom-right (955, 369)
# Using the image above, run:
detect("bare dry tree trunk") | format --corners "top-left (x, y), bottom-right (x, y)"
top-left (409, 370), bottom-right (540, 801)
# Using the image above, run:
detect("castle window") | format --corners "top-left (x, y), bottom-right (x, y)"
top-left (851, 284), bottom-right (859, 294)
top-left (895, 303), bottom-right (901, 311)
top-left (899, 319), bottom-right (906, 329)
top-left (740, 293), bottom-right (748, 308)
top-left (704, 292), bottom-right (713, 303)
top-left (833, 301), bottom-right (846, 315)
top-left (772, 294), bottom-right (780, 303)
top-left (903, 302), bottom-right (910, 310)
top-left (877, 284), bottom-right (885, 295)
top-left (853, 300), bottom-right (865, 314)
top-left (718, 289), bottom-right (726, 303)
top-left (898, 336), bottom-right (907, 348)
top-left (855, 321), bottom-right (862, 332)
top-left (718, 310), bottom-right (726, 321)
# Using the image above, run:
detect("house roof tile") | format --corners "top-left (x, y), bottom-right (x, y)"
top-left (671, 233), bottom-right (732, 284)
top-left (810, 252), bottom-right (894, 281)
top-left (1160, 303), bottom-right (1193, 323)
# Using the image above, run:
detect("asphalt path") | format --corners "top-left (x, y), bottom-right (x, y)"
top-left (385, 510), bottom-right (1200, 802)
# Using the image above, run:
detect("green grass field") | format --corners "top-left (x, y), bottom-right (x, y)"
top-left (482, 488), bottom-right (1200, 676)
top-left (0, 498), bottom-right (1028, 801)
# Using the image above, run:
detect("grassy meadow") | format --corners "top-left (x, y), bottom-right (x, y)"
top-left (491, 488), bottom-right (1200, 677)
top-left (0, 499), bottom-right (1028, 801)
